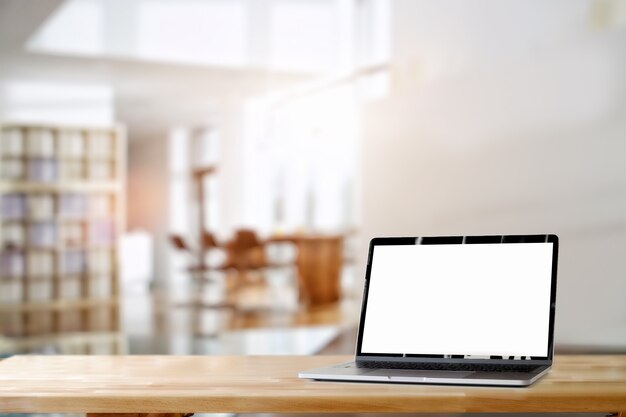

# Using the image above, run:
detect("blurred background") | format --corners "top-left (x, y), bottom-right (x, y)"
top-left (1, 0), bottom-right (626, 366)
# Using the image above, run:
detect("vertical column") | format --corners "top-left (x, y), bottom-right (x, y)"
top-left (216, 98), bottom-right (246, 237)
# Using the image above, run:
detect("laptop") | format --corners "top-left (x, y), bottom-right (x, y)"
top-left (299, 234), bottom-right (559, 387)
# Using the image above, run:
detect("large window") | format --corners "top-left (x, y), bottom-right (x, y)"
top-left (242, 84), bottom-right (359, 234)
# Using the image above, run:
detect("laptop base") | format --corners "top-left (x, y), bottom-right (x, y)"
top-left (299, 361), bottom-right (550, 387)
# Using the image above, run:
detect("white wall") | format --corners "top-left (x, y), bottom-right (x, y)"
top-left (360, 0), bottom-right (626, 349)
top-left (0, 80), bottom-right (114, 125)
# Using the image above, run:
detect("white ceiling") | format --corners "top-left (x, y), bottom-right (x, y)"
top-left (27, 0), bottom-right (346, 73)
top-left (0, 0), bottom-right (322, 140)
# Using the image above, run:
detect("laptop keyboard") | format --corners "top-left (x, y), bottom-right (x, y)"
top-left (354, 361), bottom-right (539, 373)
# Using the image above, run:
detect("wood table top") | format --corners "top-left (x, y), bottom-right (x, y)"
top-left (0, 355), bottom-right (625, 413)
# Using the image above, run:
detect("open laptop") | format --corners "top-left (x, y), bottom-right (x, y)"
top-left (299, 234), bottom-right (559, 387)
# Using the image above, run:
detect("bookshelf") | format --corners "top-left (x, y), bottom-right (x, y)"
top-left (0, 122), bottom-right (126, 354)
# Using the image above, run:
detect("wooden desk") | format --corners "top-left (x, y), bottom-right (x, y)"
top-left (0, 355), bottom-right (625, 414)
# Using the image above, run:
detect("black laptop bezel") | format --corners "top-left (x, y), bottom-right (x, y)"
top-left (355, 234), bottom-right (559, 366)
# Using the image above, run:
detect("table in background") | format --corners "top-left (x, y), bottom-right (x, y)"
top-left (267, 234), bottom-right (344, 306)
top-left (0, 355), bottom-right (625, 415)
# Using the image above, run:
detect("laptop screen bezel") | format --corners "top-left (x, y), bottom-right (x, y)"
top-left (355, 234), bottom-right (559, 365)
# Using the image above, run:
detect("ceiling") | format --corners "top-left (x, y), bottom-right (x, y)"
top-left (0, 0), bottom-right (317, 140)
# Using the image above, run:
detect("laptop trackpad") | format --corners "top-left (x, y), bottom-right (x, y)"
top-left (369, 369), bottom-right (474, 379)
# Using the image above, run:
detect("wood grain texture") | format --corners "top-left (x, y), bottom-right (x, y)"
top-left (87, 413), bottom-right (192, 417)
top-left (0, 355), bottom-right (625, 413)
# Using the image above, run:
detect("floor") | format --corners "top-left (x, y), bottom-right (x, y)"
top-left (122, 279), bottom-right (361, 355)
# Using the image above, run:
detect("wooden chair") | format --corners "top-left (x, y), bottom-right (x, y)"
top-left (221, 229), bottom-right (300, 319)
top-left (169, 232), bottom-right (221, 275)
top-left (223, 229), bottom-right (267, 270)
top-left (170, 230), bottom-right (296, 332)
top-left (169, 232), bottom-right (233, 335)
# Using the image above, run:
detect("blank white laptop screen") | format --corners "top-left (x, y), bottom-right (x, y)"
top-left (361, 243), bottom-right (554, 357)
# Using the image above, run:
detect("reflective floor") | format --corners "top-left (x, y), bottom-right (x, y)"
top-left (121, 284), bottom-right (361, 355)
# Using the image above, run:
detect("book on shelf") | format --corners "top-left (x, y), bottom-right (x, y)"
top-left (1, 194), bottom-right (26, 219)
top-left (90, 194), bottom-right (112, 217)
top-left (1, 250), bottom-right (24, 277)
top-left (28, 221), bottom-right (57, 248)
top-left (64, 249), bottom-right (86, 275)
top-left (28, 194), bottom-right (55, 219)
top-left (28, 158), bottom-right (58, 182)
top-left (58, 130), bottom-right (85, 157)
top-left (60, 278), bottom-right (81, 300)
top-left (60, 223), bottom-right (84, 247)
top-left (89, 220), bottom-right (115, 246)
top-left (59, 160), bottom-right (85, 181)
top-left (26, 129), bottom-right (55, 157)
top-left (60, 193), bottom-right (87, 218)
top-left (27, 251), bottom-right (54, 276)
top-left (89, 249), bottom-right (112, 274)
top-left (89, 161), bottom-right (113, 180)
top-left (1, 128), bottom-right (25, 156)
top-left (90, 275), bottom-right (111, 298)
top-left (0, 280), bottom-right (23, 304)
top-left (88, 131), bottom-right (113, 158)
top-left (2, 223), bottom-right (25, 248)
top-left (1, 159), bottom-right (24, 181)
top-left (29, 277), bottom-right (53, 302)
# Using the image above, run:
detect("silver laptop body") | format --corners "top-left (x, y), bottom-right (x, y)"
top-left (299, 234), bottom-right (559, 387)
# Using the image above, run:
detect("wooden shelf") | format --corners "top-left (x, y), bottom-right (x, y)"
top-left (1, 217), bottom-right (116, 224)
top-left (1, 245), bottom-right (114, 253)
top-left (0, 122), bottom-right (126, 354)
top-left (0, 121), bottom-right (123, 131)
top-left (0, 298), bottom-right (118, 314)
top-left (0, 181), bottom-right (120, 193)
top-left (0, 274), bottom-right (82, 282)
